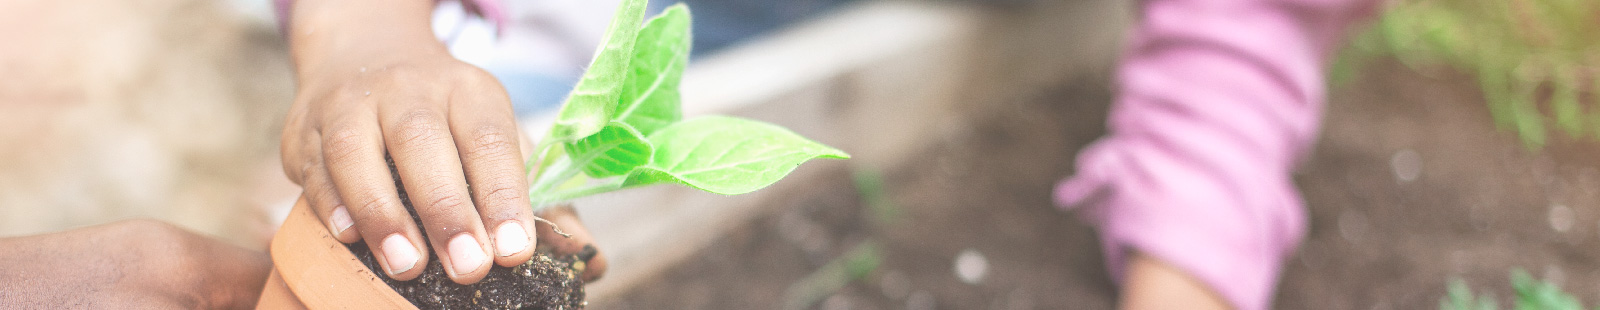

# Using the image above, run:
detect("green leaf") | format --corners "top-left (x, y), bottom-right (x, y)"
top-left (547, 0), bottom-right (649, 142)
top-left (1441, 278), bottom-right (1497, 310)
top-left (565, 123), bottom-right (654, 178)
top-left (1511, 269), bottom-right (1584, 310)
top-left (615, 4), bottom-right (692, 136)
top-left (623, 116), bottom-right (849, 195)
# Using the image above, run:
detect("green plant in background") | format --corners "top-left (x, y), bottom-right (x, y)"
top-left (778, 167), bottom-right (902, 310)
top-left (525, 0), bottom-right (848, 207)
top-left (781, 241), bottom-right (883, 310)
top-left (1340, 0), bottom-right (1600, 147)
top-left (1441, 269), bottom-right (1585, 310)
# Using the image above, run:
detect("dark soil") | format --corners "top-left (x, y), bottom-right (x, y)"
top-left (347, 161), bottom-right (586, 310)
top-left (348, 244), bottom-right (585, 310)
top-left (595, 61), bottom-right (1600, 310)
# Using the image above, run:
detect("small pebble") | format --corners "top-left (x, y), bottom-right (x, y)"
top-left (1549, 204), bottom-right (1575, 233)
top-left (954, 248), bottom-right (988, 285)
top-left (1391, 149), bottom-right (1422, 183)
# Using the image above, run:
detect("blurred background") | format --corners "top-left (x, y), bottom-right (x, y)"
top-left (2, 0), bottom-right (1600, 308)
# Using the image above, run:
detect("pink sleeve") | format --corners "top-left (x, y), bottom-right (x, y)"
top-left (1054, 0), bottom-right (1375, 309)
top-left (273, 0), bottom-right (508, 33)
top-left (273, 0), bottom-right (291, 33)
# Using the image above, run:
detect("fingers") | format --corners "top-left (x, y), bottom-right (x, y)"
top-left (380, 97), bottom-right (492, 285)
top-left (536, 206), bottom-right (607, 282)
top-left (320, 109), bottom-right (428, 281)
top-left (285, 117), bottom-right (363, 243)
top-left (301, 154), bottom-right (362, 243)
top-left (448, 78), bottom-right (539, 268)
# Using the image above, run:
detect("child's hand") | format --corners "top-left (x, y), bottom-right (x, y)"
top-left (279, 0), bottom-right (563, 285)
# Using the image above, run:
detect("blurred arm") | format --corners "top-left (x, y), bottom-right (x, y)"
top-left (1054, 0), bottom-right (1377, 309)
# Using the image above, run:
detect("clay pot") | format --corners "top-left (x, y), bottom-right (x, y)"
top-left (255, 197), bottom-right (417, 309)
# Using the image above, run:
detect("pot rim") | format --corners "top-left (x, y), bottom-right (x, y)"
top-left (268, 197), bottom-right (417, 309)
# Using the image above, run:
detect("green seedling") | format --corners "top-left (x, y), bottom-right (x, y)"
top-left (525, 0), bottom-right (848, 208)
top-left (781, 241), bottom-right (882, 310)
top-left (1440, 269), bottom-right (1587, 310)
top-left (1338, 0), bottom-right (1600, 147)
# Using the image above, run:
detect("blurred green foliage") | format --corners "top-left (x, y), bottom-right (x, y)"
top-left (1440, 269), bottom-right (1585, 310)
top-left (1338, 0), bottom-right (1600, 147)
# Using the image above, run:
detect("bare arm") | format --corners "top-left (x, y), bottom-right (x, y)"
top-left (0, 220), bottom-right (271, 309)
top-left (1120, 252), bottom-right (1231, 310)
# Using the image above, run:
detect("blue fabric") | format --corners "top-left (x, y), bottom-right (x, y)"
top-left (651, 0), bottom-right (861, 56)
top-left (490, 70), bottom-right (576, 118)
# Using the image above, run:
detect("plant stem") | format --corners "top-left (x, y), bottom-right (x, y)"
top-left (532, 180), bottom-right (629, 205)
top-left (529, 156), bottom-right (578, 195)
top-left (524, 139), bottom-right (560, 174)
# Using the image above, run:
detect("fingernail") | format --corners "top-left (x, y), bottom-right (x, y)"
top-left (495, 221), bottom-right (530, 257)
top-left (577, 244), bottom-right (598, 262)
top-left (380, 234), bottom-right (419, 275)
top-left (448, 233), bottom-right (487, 275)
top-left (329, 207), bottom-right (354, 235)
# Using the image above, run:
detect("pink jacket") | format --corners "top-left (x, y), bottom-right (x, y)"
top-left (1055, 0), bottom-right (1376, 309)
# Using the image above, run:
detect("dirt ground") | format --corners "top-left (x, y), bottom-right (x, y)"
top-left (593, 61), bottom-right (1600, 309)
top-left (11, 0), bottom-right (1600, 308)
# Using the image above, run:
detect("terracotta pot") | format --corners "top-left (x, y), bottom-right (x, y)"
top-left (256, 197), bottom-right (417, 310)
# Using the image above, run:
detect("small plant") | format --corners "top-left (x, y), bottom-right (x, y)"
top-left (1338, 0), bottom-right (1600, 147)
top-left (525, 0), bottom-right (848, 207)
top-left (1441, 269), bottom-right (1585, 310)
top-left (335, 1), bottom-right (847, 308)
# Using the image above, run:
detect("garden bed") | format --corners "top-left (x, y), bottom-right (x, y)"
top-left (591, 62), bottom-right (1600, 309)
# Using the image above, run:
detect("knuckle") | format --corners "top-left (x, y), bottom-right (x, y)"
top-left (423, 183), bottom-right (471, 211)
top-left (295, 161), bottom-right (320, 185)
top-left (350, 191), bottom-right (393, 217)
top-left (393, 110), bottom-right (448, 149)
top-left (380, 64), bottom-right (427, 85)
top-left (282, 159), bottom-right (306, 184)
top-left (326, 84), bottom-right (373, 106)
top-left (479, 186), bottom-right (526, 212)
top-left (463, 126), bottom-right (518, 161)
top-left (306, 184), bottom-right (341, 206)
top-left (321, 127), bottom-right (369, 163)
top-left (455, 66), bottom-right (498, 85)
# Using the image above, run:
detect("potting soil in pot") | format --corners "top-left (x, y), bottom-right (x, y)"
top-left (346, 159), bottom-right (586, 309)
top-left (348, 243), bottom-right (586, 309)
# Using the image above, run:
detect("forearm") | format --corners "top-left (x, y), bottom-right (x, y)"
top-left (285, 0), bottom-right (446, 81)
top-left (1056, 0), bottom-right (1378, 309)
top-left (1120, 252), bottom-right (1230, 310)
top-left (0, 220), bottom-right (271, 309)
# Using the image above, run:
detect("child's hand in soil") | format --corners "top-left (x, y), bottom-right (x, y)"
top-left (0, 220), bottom-right (271, 309)
top-left (279, 0), bottom-right (550, 285)
top-left (534, 205), bottom-right (608, 282)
